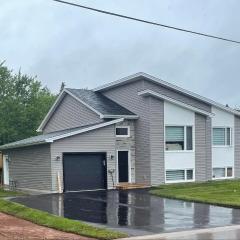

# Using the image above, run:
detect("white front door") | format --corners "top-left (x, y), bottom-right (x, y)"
top-left (3, 155), bottom-right (9, 185)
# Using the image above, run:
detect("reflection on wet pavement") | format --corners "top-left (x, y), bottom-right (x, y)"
top-left (11, 189), bottom-right (240, 236)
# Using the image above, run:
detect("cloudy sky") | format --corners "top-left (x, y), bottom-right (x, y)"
top-left (1, 0), bottom-right (240, 107)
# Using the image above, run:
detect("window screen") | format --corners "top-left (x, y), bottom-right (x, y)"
top-left (213, 168), bottom-right (225, 178)
top-left (226, 128), bottom-right (231, 146)
top-left (227, 167), bottom-right (233, 177)
top-left (213, 128), bottom-right (225, 145)
top-left (186, 126), bottom-right (193, 150)
top-left (165, 126), bottom-right (184, 150)
top-left (186, 169), bottom-right (193, 180)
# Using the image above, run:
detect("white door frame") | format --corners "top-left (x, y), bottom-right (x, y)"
top-left (3, 155), bottom-right (9, 185)
top-left (116, 150), bottom-right (131, 183)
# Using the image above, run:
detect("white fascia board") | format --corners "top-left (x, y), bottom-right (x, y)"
top-left (103, 115), bottom-right (138, 119)
top-left (37, 90), bottom-right (66, 132)
top-left (94, 72), bottom-right (240, 116)
top-left (0, 141), bottom-right (48, 150)
top-left (46, 118), bottom-right (124, 142)
top-left (64, 89), bottom-right (104, 118)
top-left (138, 89), bottom-right (215, 117)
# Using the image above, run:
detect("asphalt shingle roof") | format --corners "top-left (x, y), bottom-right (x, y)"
top-left (0, 123), bottom-right (101, 150)
top-left (66, 88), bottom-right (136, 116)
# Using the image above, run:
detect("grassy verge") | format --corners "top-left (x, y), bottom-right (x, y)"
top-left (150, 179), bottom-right (240, 208)
top-left (0, 189), bottom-right (127, 239)
top-left (0, 188), bottom-right (23, 197)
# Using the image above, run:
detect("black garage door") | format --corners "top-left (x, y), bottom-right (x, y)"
top-left (63, 153), bottom-right (107, 192)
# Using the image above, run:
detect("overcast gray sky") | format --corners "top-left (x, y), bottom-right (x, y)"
top-left (1, 0), bottom-right (240, 107)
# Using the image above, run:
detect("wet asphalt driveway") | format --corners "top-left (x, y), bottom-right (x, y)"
top-left (11, 189), bottom-right (240, 236)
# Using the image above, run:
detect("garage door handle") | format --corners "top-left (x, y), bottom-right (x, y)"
top-left (103, 160), bottom-right (106, 166)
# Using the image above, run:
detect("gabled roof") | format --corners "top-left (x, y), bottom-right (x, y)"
top-left (37, 88), bottom-right (138, 132)
top-left (1, 119), bottom-right (124, 150)
top-left (66, 88), bottom-right (136, 116)
top-left (94, 72), bottom-right (240, 116)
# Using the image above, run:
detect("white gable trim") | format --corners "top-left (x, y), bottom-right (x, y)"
top-left (46, 118), bottom-right (124, 142)
top-left (37, 89), bottom-right (104, 132)
top-left (103, 114), bottom-right (138, 119)
top-left (37, 90), bottom-right (67, 132)
top-left (94, 72), bottom-right (240, 116)
top-left (37, 88), bottom-right (137, 132)
top-left (138, 89), bottom-right (215, 117)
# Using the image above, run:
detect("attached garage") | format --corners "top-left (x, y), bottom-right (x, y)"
top-left (63, 153), bottom-right (107, 192)
top-left (0, 118), bottom-right (135, 193)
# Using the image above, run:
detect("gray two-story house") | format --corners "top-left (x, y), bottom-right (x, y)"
top-left (1, 72), bottom-right (240, 193)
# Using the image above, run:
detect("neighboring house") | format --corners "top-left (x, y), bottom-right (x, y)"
top-left (0, 72), bottom-right (240, 193)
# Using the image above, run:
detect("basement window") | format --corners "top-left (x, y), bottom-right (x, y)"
top-left (166, 169), bottom-right (194, 182)
top-left (212, 167), bottom-right (233, 179)
top-left (116, 127), bottom-right (130, 137)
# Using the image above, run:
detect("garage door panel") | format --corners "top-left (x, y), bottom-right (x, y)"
top-left (63, 153), bottom-right (106, 192)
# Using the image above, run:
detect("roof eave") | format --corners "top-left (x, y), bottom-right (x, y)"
top-left (138, 89), bottom-right (215, 117)
top-left (0, 141), bottom-right (49, 151)
top-left (94, 72), bottom-right (240, 116)
top-left (102, 115), bottom-right (138, 119)
top-left (46, 118), bottom-right (124, 142)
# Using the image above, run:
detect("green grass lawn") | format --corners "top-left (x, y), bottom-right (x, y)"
top-left (150, 179), bottom-right (240, 208)
top-left (0, 188), bottom-right (127, 240)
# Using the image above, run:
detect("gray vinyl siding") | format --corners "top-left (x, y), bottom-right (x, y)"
top-left (102, 78), bottom-right (212, 185)
top-left (234, 116), bottom-right (240, 178)
top-left (102, 80), bottom-right (151, 185)
top-left (51, 125), bottom-right (116, 191)
top-left (4, 144), bottom-right (52, 191)
top-left (205, 116), bottom-right (212, 180)
top-left (195, 113), bottom-right (212, 181)
top-left (149, 97), bottom-right (165, 185)
top-left (43, 94), bottom-right (103, 134)
top-left (143, 80), bottom-right (211, 113)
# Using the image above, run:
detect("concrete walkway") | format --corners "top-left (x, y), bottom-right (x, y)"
top-left (119, 225), bottom-right (240, 240)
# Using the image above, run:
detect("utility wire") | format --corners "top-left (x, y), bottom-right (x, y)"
top-left (52, 0), bottom-right (240, 44)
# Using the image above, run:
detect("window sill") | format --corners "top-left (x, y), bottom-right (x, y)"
top-left (212, 145), bottom-right (233, 148)
top-left (116, 136), bottom-right (130, 138)
top-left (165, 150), bottom-right (195, 153)
top-left (165, 179), bottom-right (195, 184)
top-left (212, 176), bottom-right (234, 180)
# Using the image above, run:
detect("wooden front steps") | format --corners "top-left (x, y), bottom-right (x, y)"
top-left (116, 182), bottom-right (150, 190)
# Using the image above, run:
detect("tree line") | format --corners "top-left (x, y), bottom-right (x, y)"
top-left (0, 62), bottom-right (57, 145)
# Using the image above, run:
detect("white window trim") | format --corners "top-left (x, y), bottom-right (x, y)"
top-left (212, 126), bottom-right (232, 148)
top-left (115, 126), bottom-right (130, 137)
top-left (212, 166), bottom-right (234, 180)
top-left (165, 168), bottom-right (195, 183)
top-left (164, 125), bottom-right (195, 152)
top-left (116, 150), bottom-right (131, 184)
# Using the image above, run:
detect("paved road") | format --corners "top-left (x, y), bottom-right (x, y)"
top-left (119, 225), bottom-right (240, 240)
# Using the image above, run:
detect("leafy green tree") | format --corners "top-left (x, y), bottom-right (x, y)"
top-left (0, 62), bottom-right (56, 145)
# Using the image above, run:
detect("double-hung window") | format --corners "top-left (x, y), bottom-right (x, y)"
top-left (165, 126), bottom-right (193, 151)
top-left (212, 127), bottom-right (231, 146)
